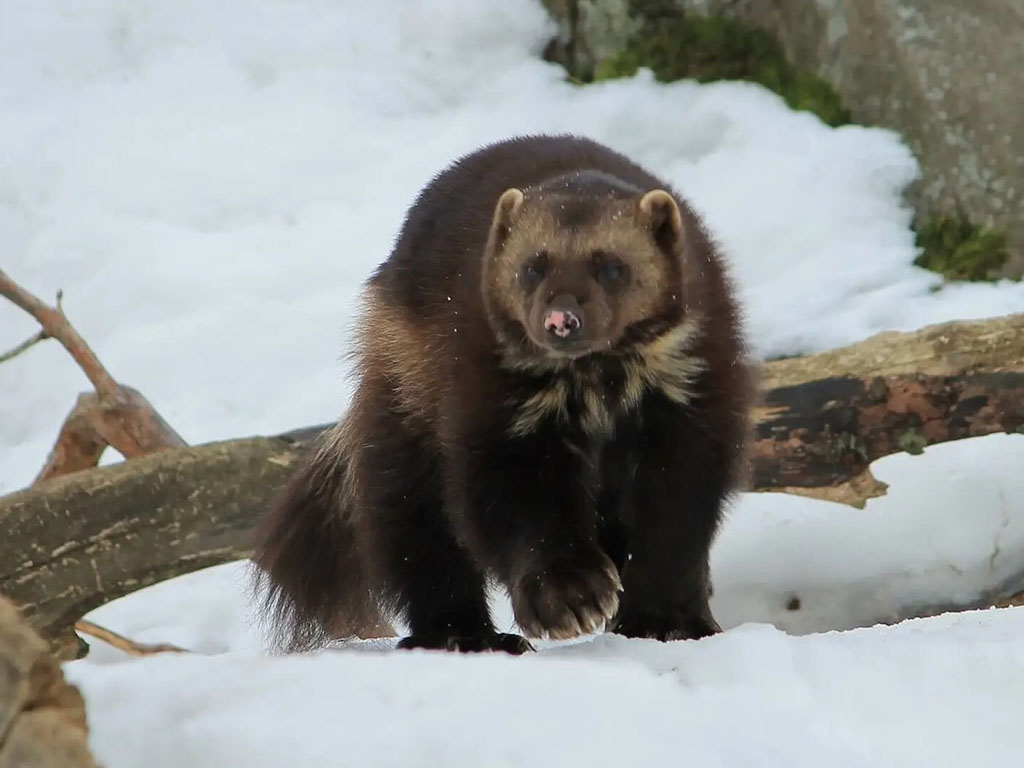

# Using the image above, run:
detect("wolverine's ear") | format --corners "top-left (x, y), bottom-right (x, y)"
top-left (637, 189), bottom-right (684, 250)
top-left (489, 187), bottom-right (525, 252)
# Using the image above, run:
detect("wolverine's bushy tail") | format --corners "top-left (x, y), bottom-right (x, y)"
top-left (249, 424), bottom-right (392, 652)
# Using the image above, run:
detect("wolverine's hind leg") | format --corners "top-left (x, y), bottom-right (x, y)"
top-left (358, 401), bottom-right (533, 655)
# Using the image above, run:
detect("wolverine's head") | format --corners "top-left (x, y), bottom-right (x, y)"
top-left (481, 173), bottom-right (687, 364)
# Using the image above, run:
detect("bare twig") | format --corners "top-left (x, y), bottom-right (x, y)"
top-left (74, 619), bottom-right (191, 656)
top-left (0, 267), bottom-right (187, 482)
top-left (0, 329), bottom-right (49, 364)
top-left (0, 268), bottom-right (120, 398)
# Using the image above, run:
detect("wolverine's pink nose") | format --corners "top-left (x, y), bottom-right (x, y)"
top-left (544, 308), bottom-right (582, 338)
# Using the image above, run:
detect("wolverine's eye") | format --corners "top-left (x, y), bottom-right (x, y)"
top-left (520, 251), bottom-right (548, 289)
top-left (592, 251), bottom-right (629, 289)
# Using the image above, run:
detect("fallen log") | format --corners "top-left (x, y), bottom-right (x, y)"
top-left (0, 426), bottom-right (324, 659)
top-left (0, 313), bottom-right (1021, 657)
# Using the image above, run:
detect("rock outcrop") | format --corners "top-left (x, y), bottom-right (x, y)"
top-left (541, 0), bottom-right (1024, 277)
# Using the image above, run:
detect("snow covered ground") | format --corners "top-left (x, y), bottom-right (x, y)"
top-left (64, 606), bottom-right (1024, 768)
top-left (3, 0), bottom-right (1024, 765)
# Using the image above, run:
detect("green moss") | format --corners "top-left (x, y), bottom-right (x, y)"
top-left (913, 213), bottom-right (1012, 282)
top-left (897, 427), bottom-right (927, 456)
top-left (592, 6), bottom-right (850, 127)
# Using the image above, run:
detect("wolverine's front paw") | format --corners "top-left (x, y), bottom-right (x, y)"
top-left (511, 552), bottom-right (622, 640)
top-left (610, 604), bottom-right (721, 642)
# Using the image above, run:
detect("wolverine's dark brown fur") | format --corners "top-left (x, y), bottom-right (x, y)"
top-left (251, 134), bottom-right (753, 653)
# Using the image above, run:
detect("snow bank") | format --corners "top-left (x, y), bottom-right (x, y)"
top-left (3, 0), bottom-right (1022, 492)
top-left (65, 607), bottom-right (1024, 768)
top-left (713, 433), bottom-right (1024, 635)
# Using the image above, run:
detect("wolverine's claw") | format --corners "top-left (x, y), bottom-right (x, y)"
top-left (511, 551), bottom-right (622, 641)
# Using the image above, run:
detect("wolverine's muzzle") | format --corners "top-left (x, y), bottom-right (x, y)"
top-left (544, 307), bottom-right (582, 338)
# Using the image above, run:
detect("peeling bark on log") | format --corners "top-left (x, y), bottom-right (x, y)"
top-left (0, 314), bottom-right (1021, 655)
top-left (752, 370), bottom-right (1024, 503)
top-left (0, 595), bottom-right (98, 768)
top-left (753, 313), bottom-right (1024, 505)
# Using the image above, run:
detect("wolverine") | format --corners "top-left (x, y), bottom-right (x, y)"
top-left (250, 134), bottom-right (753, 654)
